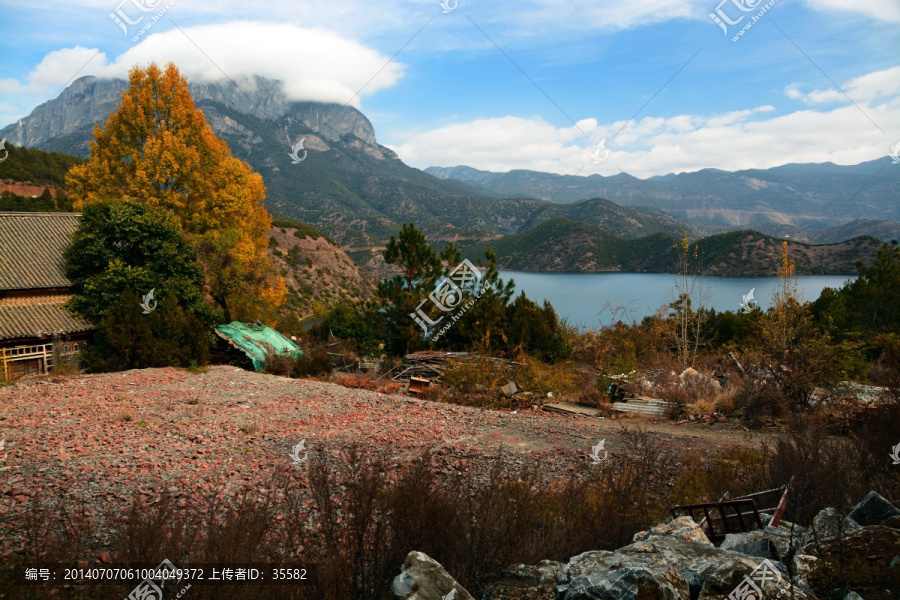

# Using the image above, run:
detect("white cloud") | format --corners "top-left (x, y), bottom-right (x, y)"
top-left (389, 116), bottom-right (591, 174)
top-left (804, 0), bottom-right (900, 23)
top-left (0, 21), bottom-right (405, 108)
top-left (496, 0), bottom-right (702, 34)
top-left (391, 88), bottom-right (900, 177)
top-left (786, 66), bottom-right (900, 105)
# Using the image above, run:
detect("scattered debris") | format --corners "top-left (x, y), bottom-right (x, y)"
top-left (606, 383), bottom-right (628, 402)
top-left (543, 402), bottom-right (602, 417)
top-left (671, 479), bottom-right (793, 544)
top-left (728, 352), bottom-right (746, 377)
top-left (408, 376), bottom-right (431, 395)
top-left (501, 380), bottom-right (519, 396)
top-left (214, 321), bottom-right (302, 371)
top-left (392, 351), bottom-right (514, 385)
top-left (612, 397), bottom-right (672, 417)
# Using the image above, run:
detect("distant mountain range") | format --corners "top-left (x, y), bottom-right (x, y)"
top-left (425, 162), bottom-right (900, 230)
top-left (2, 74), bottom-right (896, 277)
top-left (462, 217), bottom-right (882, 275)
top-left (0, 75), bottom-right (691, 247)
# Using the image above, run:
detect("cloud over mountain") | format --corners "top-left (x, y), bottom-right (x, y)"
top-left (0, 21), bottom-right (405, 109)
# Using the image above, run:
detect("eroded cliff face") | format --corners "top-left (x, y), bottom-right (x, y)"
top-left (1, 74), bottom-right (379, 155)
top-left (1, 77), bottom-right (125, 151)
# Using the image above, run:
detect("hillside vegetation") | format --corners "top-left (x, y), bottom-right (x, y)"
top-left (0, 142), bottom-right (84, 187)
top-left (267, 220), bottom-right (376, 324)
top-left (463, 217), bottom-right (884, 275)
top-left (0, 143), bottom-right (83, 211)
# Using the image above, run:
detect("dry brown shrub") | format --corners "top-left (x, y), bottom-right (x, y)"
top-left (576, 372), bottom-right (606, 407)
top-left (668, 446), bottom-right (769, 506)
top-left (331, 373), bottom-right (403, 394)
top-left (513, 354), bottom-right (579, 397)
top-left (730, 375), bottom-right (787, 421)
top-left (713, 385), bottom-right (739, 414)
top-left (262, 347), bottom-right (295, 376)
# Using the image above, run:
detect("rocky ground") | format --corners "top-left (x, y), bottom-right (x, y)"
top-left (0, 365), bottom-right (772, 556)
top-left (2, 366), bottom-right (897, 600)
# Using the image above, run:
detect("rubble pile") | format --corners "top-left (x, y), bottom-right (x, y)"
top-left (393, 491), bottom-right (900, 600)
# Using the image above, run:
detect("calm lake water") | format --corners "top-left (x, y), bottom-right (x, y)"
top-left (498, 271), bottom-right (856, 329)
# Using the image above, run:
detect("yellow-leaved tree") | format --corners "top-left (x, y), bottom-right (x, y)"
top-left (66, 62), bottom-right (285, 322)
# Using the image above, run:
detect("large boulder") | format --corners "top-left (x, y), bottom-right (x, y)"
top-left (802, 507), bottom-right (862, 548)
top-left (392, 551), bottom-right (474, 600)
top-left (719, 531), bottom-right (780, 560)
top-left (555, 536), bottom-right (818, 600)
top-left (632, 515), bottom-right (713, 547)
top-left (615, 537), bottom-right (738, 598)
top-left (555, 549), bottom-right (690, 600)
top-left (847, 491), bottom-right (900, 527)
top-left (720, 526), bottom-right (799, 560)
top-left (697, 555), bottom-right (814, 600)
top-left (678, 368), bottom-right (721, 392)
top-left (791, 554), bottom-right (819, 597)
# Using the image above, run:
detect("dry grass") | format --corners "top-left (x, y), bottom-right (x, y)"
top-left (512, 354), bottom-right (580, 397)
top-left (2, 413), bottom-right (894, 600)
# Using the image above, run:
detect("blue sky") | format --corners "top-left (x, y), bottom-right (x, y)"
top-left (1, 0), bottom-right (898, 177)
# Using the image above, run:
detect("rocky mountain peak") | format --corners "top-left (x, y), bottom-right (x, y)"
top-left (1, 74), bottom-right (379, 154)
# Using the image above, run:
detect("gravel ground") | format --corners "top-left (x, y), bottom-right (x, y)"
top-left (0, 365), bottom-right (773, 558)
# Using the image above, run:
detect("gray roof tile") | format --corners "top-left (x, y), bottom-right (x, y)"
top-left (0, 295), bottom-right (93, 341)
top-left (0, 212), bottom-right (80, 291)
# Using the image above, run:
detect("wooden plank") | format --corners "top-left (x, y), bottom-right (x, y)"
top-left (543, 402), bottom-right (601, 417)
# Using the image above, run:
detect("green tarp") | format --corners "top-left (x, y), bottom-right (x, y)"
top-left (215, 321), bottom-right (302, 371)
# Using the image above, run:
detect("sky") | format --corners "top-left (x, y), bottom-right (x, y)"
top-left (0, 0), bottom-right (898, 178)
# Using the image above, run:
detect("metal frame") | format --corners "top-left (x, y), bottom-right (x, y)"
top-left (671, 478), bottom-right (793, 544)
top-left (671, 499), bottom-right (763, 543)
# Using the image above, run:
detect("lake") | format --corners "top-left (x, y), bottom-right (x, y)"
top-left (497, 271), bottom-right (856, 329)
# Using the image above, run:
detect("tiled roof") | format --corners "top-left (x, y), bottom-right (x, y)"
top-left (0, 294), bottom-right (94, 341)
top-left (0, 212), bottom-right (80, 291)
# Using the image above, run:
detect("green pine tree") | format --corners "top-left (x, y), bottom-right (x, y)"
top-left (377, 223), bottom-right (444, 356)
